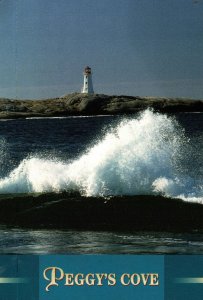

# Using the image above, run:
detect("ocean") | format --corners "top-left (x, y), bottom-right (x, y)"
top-left (0, 109), bottom-right (203, 254)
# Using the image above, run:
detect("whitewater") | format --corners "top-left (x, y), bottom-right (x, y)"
top-left (0, 110), bottom-right (202, 203)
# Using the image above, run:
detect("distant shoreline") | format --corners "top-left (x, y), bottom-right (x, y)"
top-left (0, 93), bottom-right (203, 119)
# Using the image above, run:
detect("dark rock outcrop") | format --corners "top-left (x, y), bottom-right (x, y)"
top-left (0, 192), bottom-right (203, 232)
top-left (0, 93), bottom-right (202, 119)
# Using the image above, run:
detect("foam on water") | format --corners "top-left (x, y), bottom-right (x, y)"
top-left (0, 110), bottom-right (202, 203)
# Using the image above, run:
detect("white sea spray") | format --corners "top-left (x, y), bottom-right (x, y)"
top-left (0, 109), bottom-right (202, 203)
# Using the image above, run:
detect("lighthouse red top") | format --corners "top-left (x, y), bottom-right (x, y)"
top-left (84, 66), bottom-right (92, 75)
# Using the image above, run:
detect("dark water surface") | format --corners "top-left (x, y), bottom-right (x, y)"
top-left (1, 228), bottom-right (203, 254)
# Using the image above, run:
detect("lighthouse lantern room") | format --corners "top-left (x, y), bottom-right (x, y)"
top-left (81, 66), bottom-right (94, 94)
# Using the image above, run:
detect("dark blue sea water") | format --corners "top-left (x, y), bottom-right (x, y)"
top-left (0, 110), bottom-right (203, 254)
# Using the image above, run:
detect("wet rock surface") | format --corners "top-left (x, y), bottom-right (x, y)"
top-left (0, 192), bottom-right (203, 232)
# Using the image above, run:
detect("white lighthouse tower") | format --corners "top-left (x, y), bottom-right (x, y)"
top-left (81, 66), bottom-right (94, 94)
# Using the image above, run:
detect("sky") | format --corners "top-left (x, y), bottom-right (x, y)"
top-left (0, 0), bottom-right (203, 99)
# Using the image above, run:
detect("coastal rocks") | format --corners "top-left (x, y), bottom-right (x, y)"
top-left (0, 192), bottom-right (203, 232)
top-left (0, 94), bottom-right (202, 119)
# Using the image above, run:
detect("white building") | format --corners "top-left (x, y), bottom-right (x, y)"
top-left (81, 66), bottom-right (94, 94)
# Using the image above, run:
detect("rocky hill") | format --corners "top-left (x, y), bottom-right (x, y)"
top-left (0, 93), bottom-right (202, 119)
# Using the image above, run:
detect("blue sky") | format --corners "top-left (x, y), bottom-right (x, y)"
top-left (0, 0), bottom-right (203, 99)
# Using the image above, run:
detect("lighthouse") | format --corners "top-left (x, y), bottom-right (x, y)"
top-left (81, 66), bottom-right (94, 94)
